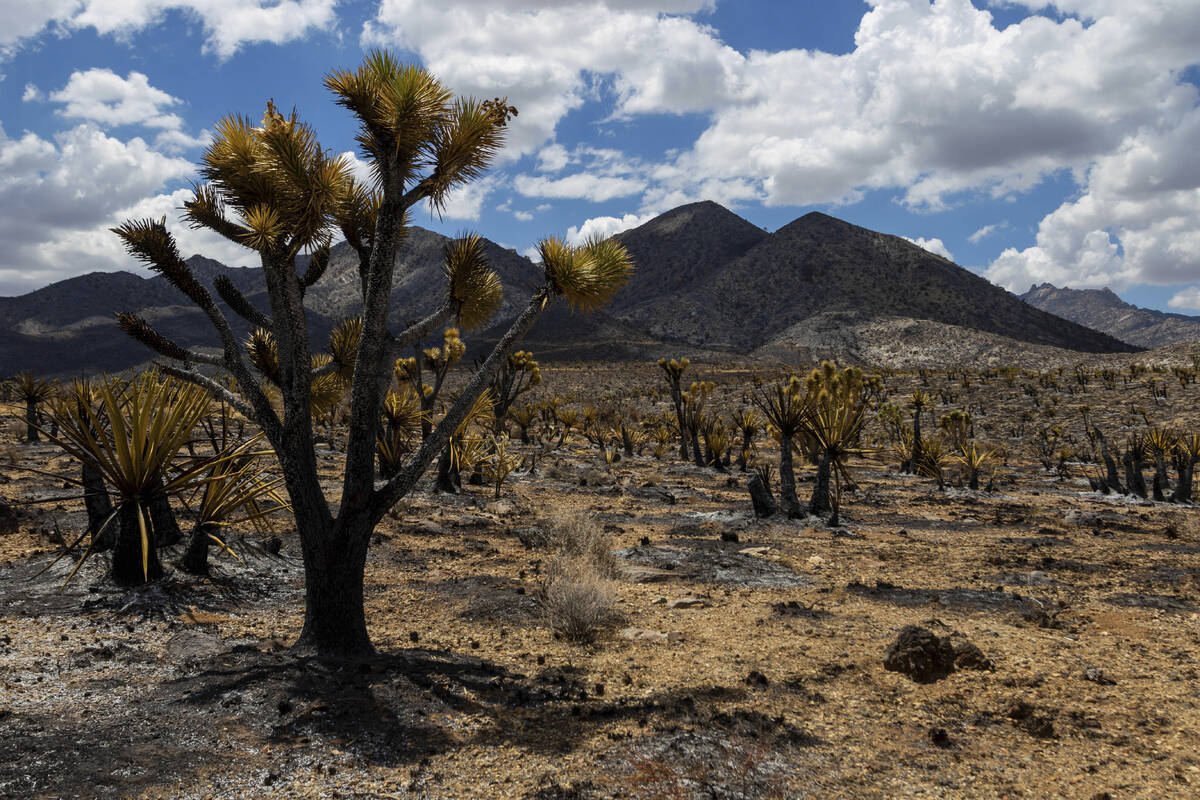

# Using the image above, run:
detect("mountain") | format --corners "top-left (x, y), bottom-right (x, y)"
top-left (635, 211), bottom-right (1138, 357)
top-left (1020, 283), bottom-right (1200, 348)
top-left (1, 204), bottom-right (1143, 376)
top-left (607, 200), bottom-right (768, 337)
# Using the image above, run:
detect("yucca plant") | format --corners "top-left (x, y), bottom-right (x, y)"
top-left (41, 373), bottom-right (212, 585)
top-left (1172, 433), bottom-right (1200, 502)
top-left (753, 376), bottom-right (807, 518)
top-left (800, 362), bottom-right (867, 524)
top-left (109, 51), bottom-right (632, 655)
top-left (396, 325), bottom-right (466, 441)
top-left (915, 435), bottom-right (950, 490)
top-left (179, 435), bottom-right (289, 575)
top-left (683, 380), bottom-right (714, 468)
top-left (657, 357), bottom-right (691, 461)
top-left (731, 407), bottom-right (761, 470)
top-left (904, 389), bottom-right (930, 474)
top-left (954, 441), bottom-right (995, 491)
top-left (10, 371), bottom-right (55, 443)
top-left (490, 349), bottom-right (542, 433)
top-left (1145, 427), bottom-right (1177, 501)
top-left (483, 433), bottom-right (522, 499)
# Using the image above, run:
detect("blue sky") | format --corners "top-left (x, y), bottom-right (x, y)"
top-left (2, 0), bottom-right (1199, 315)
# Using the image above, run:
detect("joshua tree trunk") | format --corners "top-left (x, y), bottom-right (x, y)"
top-left (179, 521), bottom-right (219, 575)
top-left (909, 408), bottom-right (922, 474)
top-left (293, 514), bottom-right (373, 657)
top-left (748, 474), bottom-right (776, 518)
top-left (690, 429), bottom-right (704, 468)
top-left (24, 399), bottom-right (39, 443)
top-left (672, 399), bottom-right (688, 461)
top-left (1154, 453), bottom-right (1170, 501)
top-left (434, 442), bottom-right (459, 493)
top-left (1173, 457), bottom-right (1195, 502)
top-left (1124, 451), bottom-right (1148, 499)
top-left (736, 431), bottom-right (752, 470)
top-left (811, 450), bottom-right (833, 517)
top-left (148, 480), bottom-right (182, 547)
top-left (111, 502), bottom-right (164, 586)
top-left (778, 436), bottom-right (803, 519)
top-left (82, 461), bottom-right (115, 551)
top-left (1097, 433), bottom-right (1124, 494)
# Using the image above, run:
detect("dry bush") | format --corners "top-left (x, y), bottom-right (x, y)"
top-left (540, 557), bottom-right (619, 642)
top-left (540, 509), bottom-right (620, 579)
top-left (537, 510), bottom-right (622, 641)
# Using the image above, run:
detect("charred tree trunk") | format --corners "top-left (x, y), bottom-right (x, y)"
top-left (810, 450), bottom-right (833, 517)
top-left (1153, 454), bottom-right (1170, 501)
top-left (908, 408), bottom-right (923, 475)
top-left (1124, 451), bottom-right (1148, 499)
top-left (111, 502), bottom-right (164, 586)
top-left (1172, 457), bottom-right (1195, 503)
top-left (179, 521), bottom-right (219, 576)
top-left (82, 461), bottom-right (115, 551)
top-left (1097, 433), bottom-right (1125, 494)
top-left (672, 397), bottom-right (688, 461)
top-left (148, 479), bottom-right (182, 547)
top-left (748, 474), bottom-right (776, 518)
top-left (690, 429), bottom-right (705, 468)
top-left (778, 436), bottom-right (803, 519)
top-left (24, 399), bottom-right (39, 443)
top-left (294, 520), bottom-right (373, 657)
top-left (434, 442), bottom-right (459, 494)
top-left (736, 430), bottom-right (752, 470)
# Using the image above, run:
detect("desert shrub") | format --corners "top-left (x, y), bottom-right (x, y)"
top-left (540, 558), bottom-right (619, 642)
top-left (537, 510), bottom-right (621, 641)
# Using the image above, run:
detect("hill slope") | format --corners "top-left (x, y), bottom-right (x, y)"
top-left (1020, 283), bottom-right (1200, 348)
top-left (648, 211), bottom-right (1138, 355)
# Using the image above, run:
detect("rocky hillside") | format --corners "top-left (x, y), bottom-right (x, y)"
top-left (646, 211), bottom-right (1138, 356)
top-left (1, 205), bottom-right (1143, 376)
top-left (1020, 283), bottom-right (1200, 348)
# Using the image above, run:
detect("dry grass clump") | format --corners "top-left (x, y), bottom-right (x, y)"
top-left (537, 510), bottom-right (621, 642)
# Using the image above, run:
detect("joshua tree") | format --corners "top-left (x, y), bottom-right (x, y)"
top-left (489, 349), bottom-right (542, 432)
top-left (110, 52), bottom-right (632, 655)
top-left (904, 389), bottom-right (929, 474)
top-left (1172, 434), bottom-right (1200, 503)
top-left (657, 357), bottom-right (690, 461)
top-left (801, 362), bottom-right (867, 524)
top-left (396, 325), bottom-right (466, 441)
top-left (753, 376), bottom-right (807, 518)
top-left (731, 407), bottom-right (761, 470)
top-left (1145, 427), bottom-right (1176, 501)
top-left (10, 372), bottom-right (55, 443)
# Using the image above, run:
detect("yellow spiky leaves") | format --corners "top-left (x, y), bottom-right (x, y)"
top-left (328, 316), bottom-right (363, 380)
top-left (539, 235), bottom-right (634, 313)
top-left (508, 350), bottom-right (541, 386)
top-left (658, 356), bottom-right (690, 382)
top-left (191, 100), bottom-right (351, 257)
top-left (443, 235), bottom-right (502, 330)
top-left (245, 328), bottom-right (280, 385)
top-left (324, 51), bottom-right (512, 214)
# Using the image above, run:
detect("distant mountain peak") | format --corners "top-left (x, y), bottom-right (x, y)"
top-left (1021, 283), bottom-right (1200, 348)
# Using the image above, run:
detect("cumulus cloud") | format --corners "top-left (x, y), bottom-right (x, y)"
top-left (985, 104), bottom-right (1200, 291)
top-left (565, 212), bottom-right (653, 245)
top-left (51, 69), bottom-right (183, 130)
top-left (22, 83), bottom-right (42, 102)
top-left (1167, 287), bottom-right (1200, 312)
top-left (363, 0), bottom-right (1200, 292)
top-left (3, 0), bottom-right (338, 61)
top-left (0, 122), bottom-right (250, 295)
top-left (904, 237), bottom-right (955, 262)
top-left (515, 173), bottom-right (645, 202)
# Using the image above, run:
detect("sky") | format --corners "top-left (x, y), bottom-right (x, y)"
top-left (1, 0), bottom-right (1199, 315)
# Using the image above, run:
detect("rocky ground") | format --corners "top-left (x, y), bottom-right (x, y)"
top-left (2, 356), bottom-right (1200, 799)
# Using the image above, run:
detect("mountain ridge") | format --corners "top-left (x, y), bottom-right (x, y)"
top-left (1020, 283), bottom-right (1200, 348)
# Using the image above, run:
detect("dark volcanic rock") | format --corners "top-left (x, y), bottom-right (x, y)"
top-left (883, 625), bottom-right (958, 683)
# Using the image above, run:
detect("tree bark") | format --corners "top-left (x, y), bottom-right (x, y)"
top-left (778, 436), bottom-right (803, 519)
top-left (179, 522), bottom-right (218, 576)
top-left (111, 502), bottom-right (164, 586)
top-left (810, 450), bottom-right (832, 517)
top-left (24, 399), bottom-right (39, 443)
top-left (148, 480), bottom-right (182, 547)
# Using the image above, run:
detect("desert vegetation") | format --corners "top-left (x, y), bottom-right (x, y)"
top-left (2, 50), bottom-right (1200, 800)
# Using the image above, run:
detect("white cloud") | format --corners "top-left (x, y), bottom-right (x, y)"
top-left (904, 237), bottom-right (955, 262)
top-left (985, 104), bottom-right (1200, 291)
top-left (565, 212), bottom-right (653, 245)
top-left (968, 222), bottom-right (1005, 244)
top-left (3, 0), bottom-right (338, 61)
top-left (1167, 287), bottom-right (1200, 312)
top-left (515, 173), bottom-right (644, 202)
top-left (22, 83), bottom-right (42, 102)
top-left (423, 174), bottom-right (502, 221)
top-left (0, 122), bottom-right (247, 295)
top-left (535, 143), bottom-right (569, 172)
top-left (51, 69), bottom-right (183, 130)
top-left (363, 0), bottom-right (1200, 261)
top-left (514, 210), bottom-right (533, 222)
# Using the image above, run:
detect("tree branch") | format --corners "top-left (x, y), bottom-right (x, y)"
top-left (214, 276), bottom-right (272, 329)
top-left (156, 362), bottom-right (260, 424)
top-left (368, 285), bottom-right (551, 522)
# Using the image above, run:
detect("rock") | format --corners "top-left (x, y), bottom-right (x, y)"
top-left (619, 628), bottom-right (673, 643)
top-left (623, 565), bottom-right (680, 584)
top-left (883, 625), bottom-right (957, 683)
top-left (738, 546), bottom-right (773, 557)
top-left (806, 555), bottom-right (825, 568)
top-left (1083, 666), bottom-right (1117, 685)
top-left (1005, 699), bottom-right (1056, 738)
top-left (949, 636), bottom-right (994, 671)
top-left (928, 727), bottom-right (952, 748)
top-left (165, 630), bottom-right (224, 662)
top-left (650, 596), bottom-right (667, 605)
top-left (666, 597), bottom-right (708, 609)
top-left (744, 669), bottom-right (769, 687)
